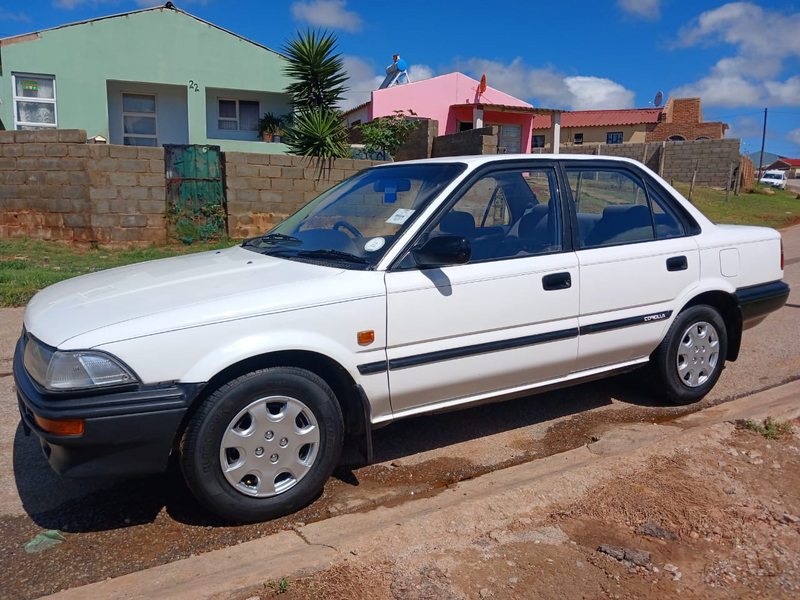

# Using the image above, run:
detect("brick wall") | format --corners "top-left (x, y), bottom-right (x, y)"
top-left (0, 130), bottom-right (166, 245)
top-left (0, 130), bottom-right (385, 245)
top-left (87, 145), bottom-right (166, 244)
top-left (646, 97), bottom-right (727, 142)
top-left (222, 154), bottom-right (383, 238)
top-left (559, 138), bottom-right (743, 188)
top-left (431, 126), bottom-right (498, 158)
top-left (394, 119), bottom-right (438, 162)
top-left (740, 155), bottom-right (755, 192)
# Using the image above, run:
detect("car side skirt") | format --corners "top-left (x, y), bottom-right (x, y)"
top-left (371, 357), bottom-right (649, 425)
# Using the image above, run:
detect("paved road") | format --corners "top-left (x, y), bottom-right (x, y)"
top-left (1, 225), bottom-right (799, 600)
top-left (786, 177), bottom-right (800, 193)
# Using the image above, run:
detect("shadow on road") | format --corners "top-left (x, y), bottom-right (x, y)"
top-left (13, 367), bottom-right (673, 533)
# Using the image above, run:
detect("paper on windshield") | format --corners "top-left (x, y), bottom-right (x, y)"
top-left (385, 208), bottom-right (415, 225)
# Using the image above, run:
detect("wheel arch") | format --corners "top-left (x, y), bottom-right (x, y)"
top-left (174, 350), bottom-right (371, 456)
top-left (678, 290), bottom-right (742, 361)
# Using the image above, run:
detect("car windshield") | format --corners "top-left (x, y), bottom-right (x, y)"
top-left (764, 173), bottom-right (781, 179)
top-left (242, 163), bottom-right (466, 267)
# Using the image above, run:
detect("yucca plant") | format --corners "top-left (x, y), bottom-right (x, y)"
top-left (283, 29), bottom-right (348, 111)
top-left (288, 109), bottom-right (350, 178)
top-left (282, 29), bottom-right (351, 177)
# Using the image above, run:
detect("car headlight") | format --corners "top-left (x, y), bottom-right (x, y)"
top-left (24, 336), bottom-right (137, 391)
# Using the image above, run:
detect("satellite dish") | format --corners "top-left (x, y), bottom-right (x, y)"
top-left (478, 74), bottom-right (487, 96)
top-left (654, 91), bottom-right (664, 108)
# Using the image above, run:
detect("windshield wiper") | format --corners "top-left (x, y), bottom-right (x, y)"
top-left (276, 248), bottom-right (370, 265)
top-left (242, 233), bottom-right (303, 248)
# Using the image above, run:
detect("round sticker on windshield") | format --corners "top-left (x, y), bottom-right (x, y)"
top-left (364, 237), bottom-right (386, 252)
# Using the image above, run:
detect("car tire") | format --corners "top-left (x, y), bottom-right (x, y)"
top-left (650, 305), bottom-right (728, 405)
top-left (180, 367), bottom-right (344, 522)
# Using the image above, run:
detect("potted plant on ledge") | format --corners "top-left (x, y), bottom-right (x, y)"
top-left (258, 112), bottom-right (283, 142)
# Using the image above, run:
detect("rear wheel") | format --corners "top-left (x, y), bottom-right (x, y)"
top-left (180, 367), bottom-right (343, 522)
top-left (651, 305), bottom-right (728, 405)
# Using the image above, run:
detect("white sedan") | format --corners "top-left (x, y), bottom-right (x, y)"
top-left (15, 155), bottom-right (789, 522)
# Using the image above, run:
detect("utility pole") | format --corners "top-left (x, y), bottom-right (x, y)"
top-left (758, 107), bottom-right (768, 180)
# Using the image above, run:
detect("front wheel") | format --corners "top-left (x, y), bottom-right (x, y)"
top-left (180, 367), bottom-right (344, 522)
top-left (651, 305), bottom-right (728, 405)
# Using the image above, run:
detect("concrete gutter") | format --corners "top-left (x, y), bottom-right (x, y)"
top-left (45, 380), bottom-right (800, 600)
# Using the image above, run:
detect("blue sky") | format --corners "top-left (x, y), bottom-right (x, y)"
top-left (1, 0), bottom-right (799, 156)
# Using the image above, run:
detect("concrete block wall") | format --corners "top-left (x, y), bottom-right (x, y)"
top-left (223, 153), bottom-right (383, 239)
top-left (394, 119), bottom-right (438, 162)
top-left (87, 144), bottom-right (167, 244)
top-left (431, 126), bottom-right (498, 158)
top-left (0, 129), bottom-right (90, 241)
top-left (558, 138), bottom-right (743, 188)
top-left (0, 130), bottom-right (166, 245)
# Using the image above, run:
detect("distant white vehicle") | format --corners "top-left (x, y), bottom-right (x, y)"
top-left (760, 170), bottom-right (787, 190)
top-left (15, 154), bottom-right (790, 522)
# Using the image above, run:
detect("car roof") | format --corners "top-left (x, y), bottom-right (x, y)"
top-left (372, 153), bottom-right (647, 169)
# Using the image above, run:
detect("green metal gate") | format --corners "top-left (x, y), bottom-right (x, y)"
top-left (164, 145), bottom-right (227, 241)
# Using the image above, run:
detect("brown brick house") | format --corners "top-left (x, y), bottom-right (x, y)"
top-left (645, 97), bottom-right (728, 142)
top-left (530, 97), bottom-right (728, 150)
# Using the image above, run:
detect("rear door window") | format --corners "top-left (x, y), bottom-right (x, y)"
top-left (566, 168), bottom-right (655, 248)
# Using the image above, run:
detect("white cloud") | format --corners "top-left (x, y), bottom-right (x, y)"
top-left (788, 128), bottom-right (800, 147)
top-left (340, 56), bottom-right (384, 111)
top-left (453, 57), bottom-right (636, 110)
top-left (290, 0), bottom-right (362, 33)
top-left (617, 0), bottom-right (661, 21)
top-left (564, 76), bottom-right (636, 111)
top-left (672, 2), bottom-right (800, 106)
top-left (339, 56), bottom-right (435, 111)
top-left (0, 6), bottom-right (30, 21)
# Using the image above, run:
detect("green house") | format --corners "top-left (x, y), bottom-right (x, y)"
top-left (0, 3), bottom-right (292, 153)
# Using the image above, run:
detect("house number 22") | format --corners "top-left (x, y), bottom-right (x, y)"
top-left (189, 80), bottom-right (200, 92)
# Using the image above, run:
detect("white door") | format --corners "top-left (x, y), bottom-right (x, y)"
top-left (385, 165), bottom-right (579, 415)
top-left (564, 163), bottom-right (700, 371)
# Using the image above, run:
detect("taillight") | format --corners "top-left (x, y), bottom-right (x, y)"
top-left (781, 238), bottom-right (785, 270)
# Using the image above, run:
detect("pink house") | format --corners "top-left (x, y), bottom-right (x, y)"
top-left (344, 72), bottom-right (547, 154)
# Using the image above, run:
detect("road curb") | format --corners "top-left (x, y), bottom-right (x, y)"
top-left (44, 380), bottom-right (800, 600)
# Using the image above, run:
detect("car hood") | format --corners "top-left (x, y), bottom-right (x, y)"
top-left (24, 246), bottom-right (348, 348)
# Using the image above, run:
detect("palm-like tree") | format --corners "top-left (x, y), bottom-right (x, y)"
top-left (282, 29), bottom-right (350, 176)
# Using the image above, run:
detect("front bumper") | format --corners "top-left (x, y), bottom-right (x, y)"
top-left (735, 280), bottom-right (790, 328)
top-left (13, 334), bottom-right (204, 478)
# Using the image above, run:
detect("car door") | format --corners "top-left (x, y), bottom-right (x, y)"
top-left (384, 163), bottom-right (580, 416)
top-left (563, 161), bottom-right (701, 371)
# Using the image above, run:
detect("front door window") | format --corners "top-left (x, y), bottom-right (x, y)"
top-left (122, 93), bottom-right (158, 147)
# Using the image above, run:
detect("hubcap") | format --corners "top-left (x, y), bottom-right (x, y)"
top-left (676, 321), bottom-right (720, 388)
top-left (219, 395), bottom-right (320, 498)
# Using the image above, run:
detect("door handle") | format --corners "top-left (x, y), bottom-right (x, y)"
top-left (666, 256), bottom-right (688, 272)
top-left (543, 272), bottom-right (571, 291)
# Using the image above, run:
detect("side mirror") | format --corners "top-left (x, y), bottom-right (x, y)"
top-left (412, 235), bottom-right (471, 268)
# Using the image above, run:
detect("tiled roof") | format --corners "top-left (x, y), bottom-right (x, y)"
top-left (532, 108), bottom-right (663, 130)
top-left (777, 157), bottom-right (800, 167)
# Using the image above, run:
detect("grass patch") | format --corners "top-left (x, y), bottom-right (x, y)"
top-left (672, 182), bottom-right (800, 229)
top-left (0, 237), bottom-right (237, 307)
top-left (266, 577), bottom-right (291, 594)
top-left (737, 417), bottom-right (793, 439)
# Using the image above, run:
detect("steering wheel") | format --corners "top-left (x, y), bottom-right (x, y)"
top-left (332, 220), bottom-right (363, 239)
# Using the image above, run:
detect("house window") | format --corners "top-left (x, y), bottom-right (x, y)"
top-left (574, 133), bottom-right (583, 145)
top-left (122, 93), bottom-right (158, 147)
top-left (13, 73), bottom-right (57, 130)
top-left (606, 132), bottom-right (623, 145)
top-left (532, 135), bottom-right (546, 149)
top-left (669, 135), bottom-right (686, 141)
top-left (218, 99), bottom-right (260, 131)
top-left (350, 119), bottom-right (361, 126)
